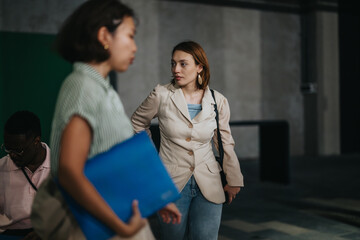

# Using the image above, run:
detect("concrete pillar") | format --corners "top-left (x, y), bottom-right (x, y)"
top-left (316, 12), bottom-right (340, 155)
top-left (302, 10), bottom-right (340, 156)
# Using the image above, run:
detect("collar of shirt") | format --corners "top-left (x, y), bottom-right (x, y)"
top-left (74, 62), bottom-right (112, 91)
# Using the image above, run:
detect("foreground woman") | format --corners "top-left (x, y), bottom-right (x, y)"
top-left (31, 1), bottom-right (180, 239)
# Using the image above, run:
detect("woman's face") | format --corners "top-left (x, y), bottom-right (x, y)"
top-left (108, 16), bottom-right (137, 72)
top-left (171, 50), bottom-right (202, 88)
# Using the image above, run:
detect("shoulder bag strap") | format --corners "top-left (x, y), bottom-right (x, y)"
top-left (210, 89), bottom-right (224, 165)
top-left (21, 167), bottom-right (38, 191)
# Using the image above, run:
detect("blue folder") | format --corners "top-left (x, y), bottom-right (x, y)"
top-left (59, 131), bottom-right (180, 240)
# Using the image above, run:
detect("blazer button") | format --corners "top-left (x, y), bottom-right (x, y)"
top-left (186, 137), bottom-right (191, 142)
top-left (188, 150), bottom-right (194, 156)
top-left (188, 123), bottom-right (193, 128)
top-left (189, 166), bottom-right (194, 171)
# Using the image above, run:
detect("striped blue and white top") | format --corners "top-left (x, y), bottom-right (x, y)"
top-left (50, 62), bottom-right (133, 176)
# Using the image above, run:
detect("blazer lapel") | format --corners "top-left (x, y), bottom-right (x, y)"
top-left (170, 85), bottom-right (192, 122)
top-left (192, 87), bottom-right (215, 123)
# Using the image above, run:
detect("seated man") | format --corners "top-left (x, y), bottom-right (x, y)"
top-left (0, 111), bottom-right (50, 239)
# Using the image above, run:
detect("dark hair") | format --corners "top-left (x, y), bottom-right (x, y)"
top-left (4, 111), bottom-right (41, 138)
top-left (56, 0), bottom-right (135, 63)
top-left (171, 41), bottom-right (210, 89)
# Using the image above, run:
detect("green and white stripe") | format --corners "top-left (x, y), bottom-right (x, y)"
top-left (50, 62), bottom-right (134, 176)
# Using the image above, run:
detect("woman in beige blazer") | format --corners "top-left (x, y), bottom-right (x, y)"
top-left (132, 41), bottom-right (244, 240)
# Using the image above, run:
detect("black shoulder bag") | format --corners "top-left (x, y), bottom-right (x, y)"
top-left (210, 89), bottom-right (229, 203)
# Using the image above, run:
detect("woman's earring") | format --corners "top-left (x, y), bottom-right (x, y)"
top-left (197, 73), bottom-right (203, 85)
top-left (104, 44), bottom-right (109, 50)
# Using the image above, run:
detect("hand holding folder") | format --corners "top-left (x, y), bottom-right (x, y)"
top-left (58, 131), bottom-right (180, 240)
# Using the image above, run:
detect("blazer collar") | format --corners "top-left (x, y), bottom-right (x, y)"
top-left (192, 87), bottom-right (215, 123)
top-left (168, 84), bottom-right (215, 123)
top-left (169, 84), bottom-right (191, 122)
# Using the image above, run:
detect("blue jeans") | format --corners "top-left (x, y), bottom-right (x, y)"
top-left (158, 176), bottom-right (222, 240)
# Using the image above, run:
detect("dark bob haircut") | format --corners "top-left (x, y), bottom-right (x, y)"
top-left (171, 41), bottom-right (210, 90)
top-left (55, 0), bottom-right (135, 63)
top-left (4, 111), bottom-right (42, 138)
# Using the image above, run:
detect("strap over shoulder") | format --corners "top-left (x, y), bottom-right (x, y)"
top-left (210, 89), bottom-right (224, 164)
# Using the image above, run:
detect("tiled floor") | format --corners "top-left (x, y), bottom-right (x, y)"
top-left (218, 154), bottom-right (360, 240)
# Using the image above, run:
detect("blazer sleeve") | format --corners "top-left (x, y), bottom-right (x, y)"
top-left (131, 85), bottom-right (160, 136)
top-left (213, 95), bottom-right (244, 187)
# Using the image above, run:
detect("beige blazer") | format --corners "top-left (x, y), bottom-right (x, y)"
top-left (131, 83), bottom-right (244, 204)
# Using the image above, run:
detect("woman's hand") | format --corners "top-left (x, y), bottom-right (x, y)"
top-left (119, 200), bottom-right (147, 237)
top-left (224, 185), bottom-right (241, 204)
top-left (158, 203), bottom-right (182, 224)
